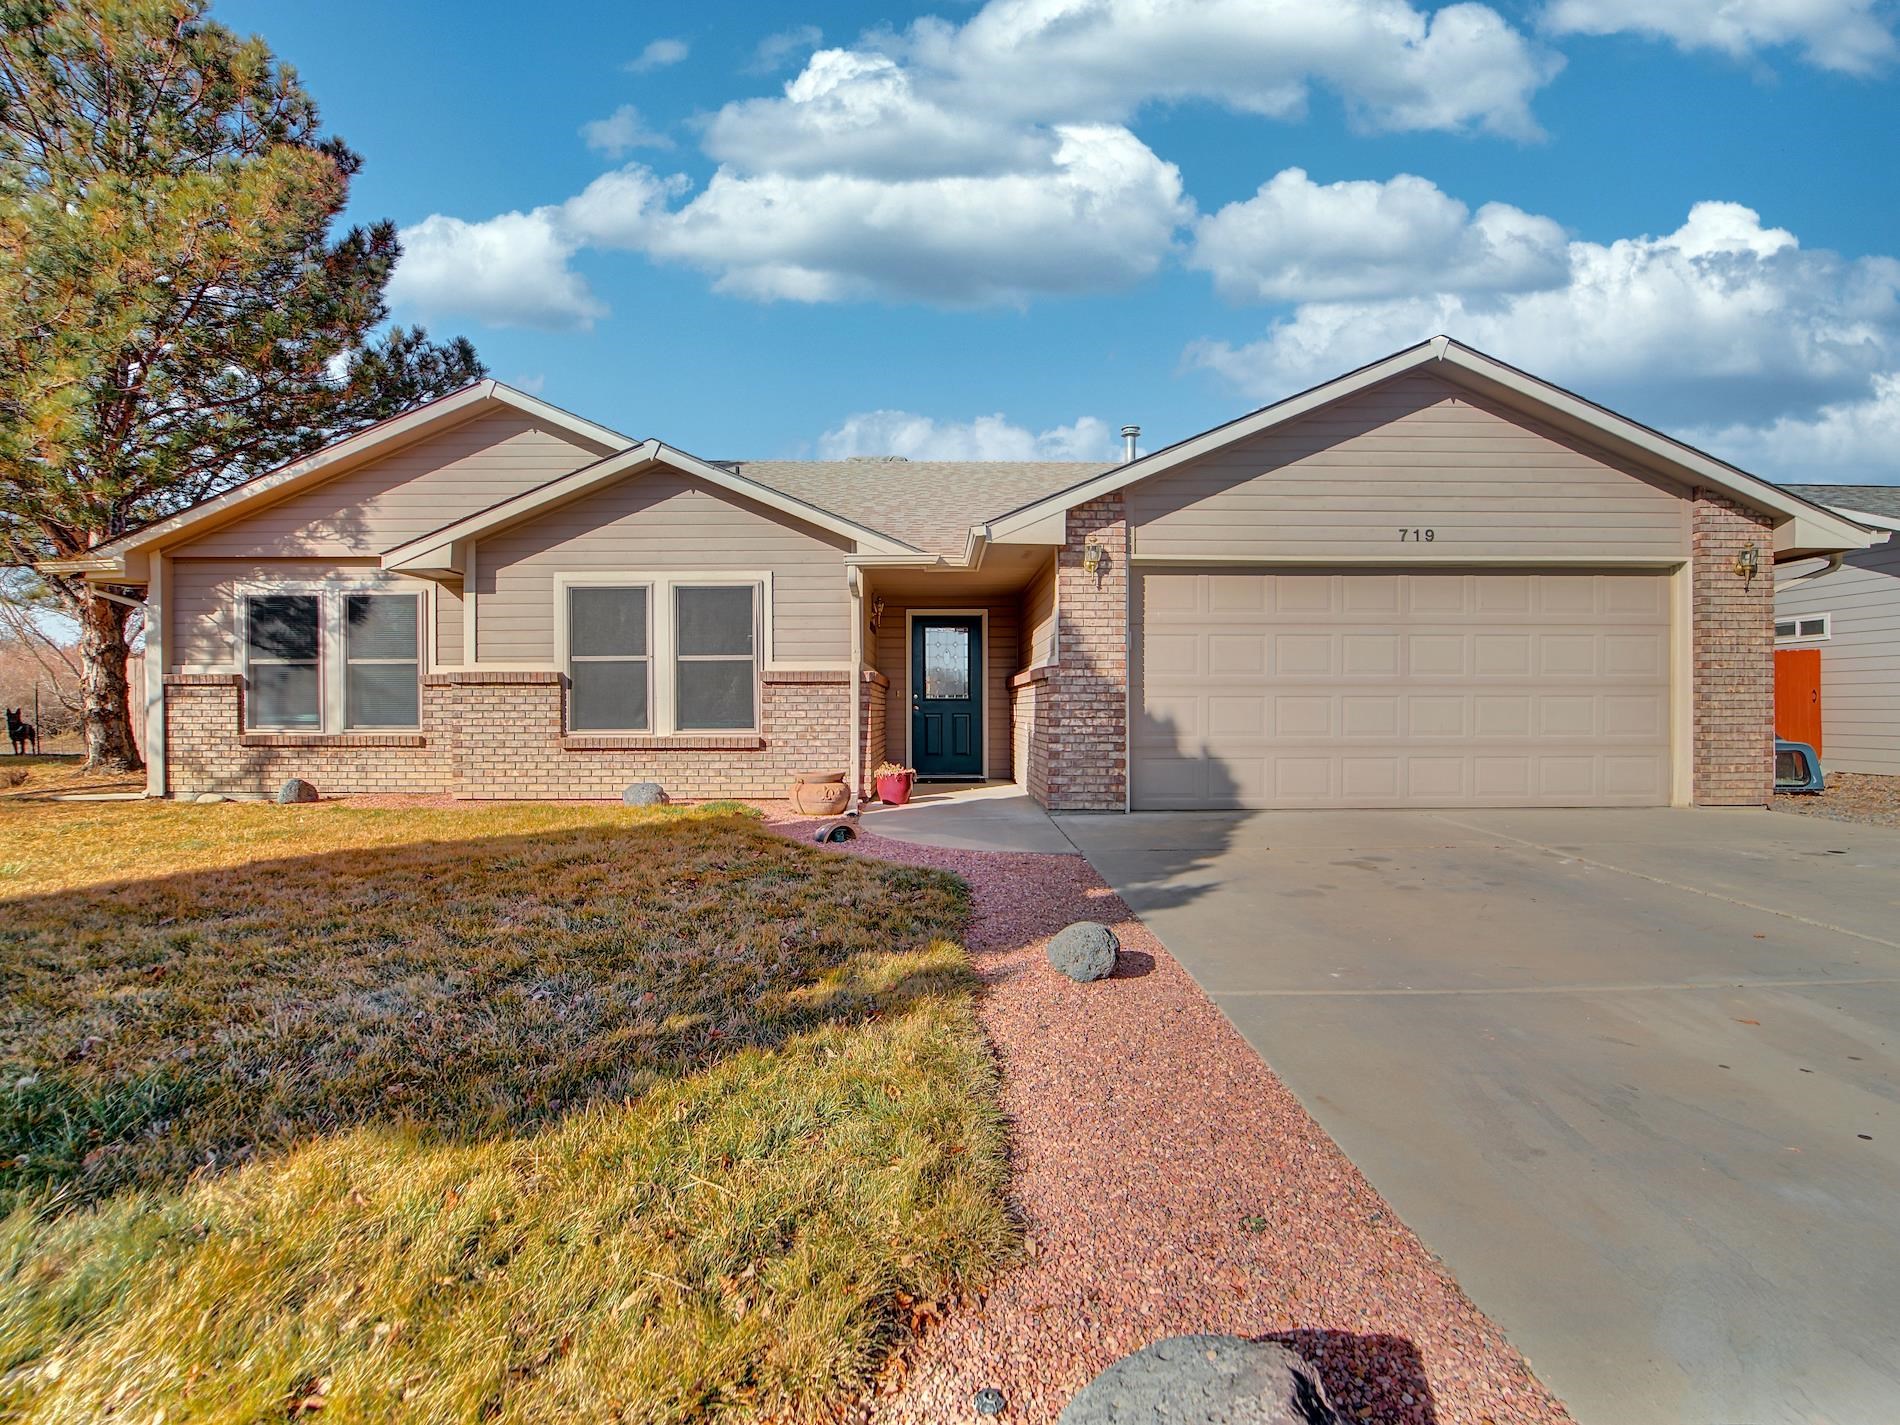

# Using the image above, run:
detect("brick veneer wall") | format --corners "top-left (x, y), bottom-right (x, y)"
top-left (165, 668), bottom-right (865, 801)
top-left (1691, 491), bottom-right (1775, 805)
top-left (1009, 665), bottom-right (1053, 806)
top-left (1042, 494), bottom-right (1130, 811)
top-left (861, 668), bottom-right (888, 788)
top-left (165, 674), bottom-right (455, 796)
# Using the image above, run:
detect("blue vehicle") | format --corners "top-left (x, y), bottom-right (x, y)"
top-left (1775, 739), bottom-right (1825, 794)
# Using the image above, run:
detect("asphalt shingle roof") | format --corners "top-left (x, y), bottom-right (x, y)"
top-left (727, 459), bottom-right (1111, 555)
top-left (1783, 484), bottom-right (1900, 520)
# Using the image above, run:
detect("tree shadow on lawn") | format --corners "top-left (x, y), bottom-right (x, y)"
top-left (0, 809), bottom-right (976, 1213)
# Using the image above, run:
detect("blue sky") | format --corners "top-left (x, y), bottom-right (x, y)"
top-left (217, 0), bottom-right (1900, 479)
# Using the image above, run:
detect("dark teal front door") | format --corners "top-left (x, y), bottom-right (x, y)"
top-left (911, 616), bottom-right (983, 778)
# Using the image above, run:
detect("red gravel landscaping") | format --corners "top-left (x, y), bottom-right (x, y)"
top-left (768, 809), bottom-right (1572, 1425)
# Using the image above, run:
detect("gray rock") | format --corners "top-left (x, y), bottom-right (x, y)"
top-left (193, 792), bottom-right (227, 804)
top-left (1047, 920), bottom-right (1119, 982)
top-left (276, 778), bottom-right (318, 804)
top-left (622, 782), bottom-right (668, 807)
top-left (1059, 1335), bottom-right (1337, 1425)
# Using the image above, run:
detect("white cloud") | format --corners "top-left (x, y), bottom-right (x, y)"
top-left (704, 48), bottom-right (1051, 179)
top-left (579, 104), bottom-right (672, 157)
top-left (818, 410), bottom-right (1120, 460)
top-left (564, 124), bottom-right (1190, 305)
top-left (388, 209), bottom-right (605, 330)
top-left (1189, 168), bottom-right (1570, 303)
top-left (895, 0), bottom-right (1560, 139)
top-left (1544, 0), bottom-right (1896, 74)
top-left (749, 23), bottom-right (824, 74)
top-left (1691, 374), bottom-right (1900, 480)
top-left (1188, 201), bottom-right (1900, 429)
top-left (625, 37), bottom-right (689, 73)
top-left (392, 0), bottom-right (1563, 315)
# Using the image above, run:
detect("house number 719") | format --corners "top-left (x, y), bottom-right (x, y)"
top-left (1398, 528), bottom-right (1436, 541)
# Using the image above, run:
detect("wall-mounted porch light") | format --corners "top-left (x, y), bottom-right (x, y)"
top-left (868, 595), bottom-right (886, 635)
top-left (1082, 538), bottom-right (1105, 575)
top-left (1734, 544), bottom-right (1760, 585)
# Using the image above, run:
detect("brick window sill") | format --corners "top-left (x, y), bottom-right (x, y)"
top-left (239, 733), bottom-right (428, 749)
top-left (561, 734), bottom-right (766, 751)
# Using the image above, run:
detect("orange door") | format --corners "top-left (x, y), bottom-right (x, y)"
top-left (1774, 648), bottom-right (1823, 754)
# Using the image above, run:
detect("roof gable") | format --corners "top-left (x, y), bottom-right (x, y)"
top-left (72, 382), bottom-right (634, 574)
top-left (381, 443), bottom-right (915, 575)
top-left (985, 337), bottom-right (1880, 559)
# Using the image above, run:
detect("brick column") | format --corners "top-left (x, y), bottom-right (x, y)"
top-left (1692, 490), bottom-right (1774, 805)
top-left (1046, 493), bottom-right (1129, 811)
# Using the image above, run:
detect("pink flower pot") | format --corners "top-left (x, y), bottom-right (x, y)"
top-left (876, 773), bottom-right (914, 806)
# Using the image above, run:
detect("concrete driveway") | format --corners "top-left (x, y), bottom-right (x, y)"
top-left (1060, 808), bottom-right (1900, 1425)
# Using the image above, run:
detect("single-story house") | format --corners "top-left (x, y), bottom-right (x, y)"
top-left (55, 336), bottom-right (1881, 811)
top-left (1773, 485), bottom-right (1900, 775)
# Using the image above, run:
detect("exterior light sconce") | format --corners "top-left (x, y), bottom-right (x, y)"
top-left (1734, 545), bottom-right (1760, 585)
top-left (1082, 538), bottom-right (1105, 576)
top-left (868, 595), bottom-right (885, 635)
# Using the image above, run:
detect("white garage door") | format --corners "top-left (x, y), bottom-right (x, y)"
top-left (1133, 569), bottom-right (1674, 810)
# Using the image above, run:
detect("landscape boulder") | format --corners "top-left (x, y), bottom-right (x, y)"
top-left (276, 778), bottom-right (319, 804)
top-left (1058, 1335), bottom-right (1338, 1425)
top-left (193, 792), bottom-right (227, 804)
top-left (622, 782), bottom-right (668, 807)
top-left (1047, 920), bottom-right (1119, 982)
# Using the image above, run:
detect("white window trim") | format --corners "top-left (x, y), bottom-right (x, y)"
top-left (236, 579), bottom-right (425, 733)
top-left (1775, 612), bottom-right (1832, 644)
top-left (554, 572), bottom-right (773, 736)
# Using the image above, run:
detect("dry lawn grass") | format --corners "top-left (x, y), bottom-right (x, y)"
top-left (0, 755), bottom-right (143, 800)
top-left (0, 801), bottom-right (1014, 1422)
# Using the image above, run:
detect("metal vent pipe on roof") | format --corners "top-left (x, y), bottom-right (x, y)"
top-left (1121, 425), bottom-right (1140, 463)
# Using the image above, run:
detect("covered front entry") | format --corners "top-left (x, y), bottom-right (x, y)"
top-left (910, 613), bottom-right (985, 779)
top-left (1133, 567), bottom-right (1675, 810)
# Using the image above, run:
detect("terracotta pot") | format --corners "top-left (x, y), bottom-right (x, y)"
top-left (875, 772), bottom-right (914, 806)
top-left (790, 775), bottom-right (850, 817)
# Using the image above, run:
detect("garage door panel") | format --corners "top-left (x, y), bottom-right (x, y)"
top-left (1136, 568), bottom-right (1673, 809)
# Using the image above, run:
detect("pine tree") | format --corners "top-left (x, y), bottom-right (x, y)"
top-left (0, 0), bottom-right (485, 768)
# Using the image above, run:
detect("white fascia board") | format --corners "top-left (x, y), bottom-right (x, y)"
top-left (1818, 504), bottom-right (1900, 534)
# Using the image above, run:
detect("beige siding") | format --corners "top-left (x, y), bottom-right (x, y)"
top-left (1021, 554), bottom-right (1058, 667)
top-left (173, 410), bottom-right (613, 558)
top-left (437, 580), bottom-right (465, 666)
top-left (873, 597), bottom-right (1020, 779)
top-left (1778, 544), bottom-right (1900, 775)
top-left (475, 469), bottom-right (852, 664)
top-left (1129, 373), bottom-right (1690, 563)
top-left (169, 558), bottom-right (432, 669)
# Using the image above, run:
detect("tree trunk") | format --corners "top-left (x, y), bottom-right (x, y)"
top-left (77, 588), bottom-right (144, 772)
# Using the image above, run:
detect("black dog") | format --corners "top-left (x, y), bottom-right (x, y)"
top-left (6, 709), bottom-right (39, 755)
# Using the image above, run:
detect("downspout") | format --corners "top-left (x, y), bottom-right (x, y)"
top-left (848, 566), bottom-right (864, 813)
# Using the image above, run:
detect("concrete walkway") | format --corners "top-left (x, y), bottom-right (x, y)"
top-left (1062, 807), bottom-right (1900, 1425)
top-left (860, 781), bottom-right (1078, 854)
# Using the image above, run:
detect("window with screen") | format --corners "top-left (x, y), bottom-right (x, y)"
top-left (675, 585), bottom-right (757, 730)
top-left (245, 594), bottom-right (321, 728)
top-left (569, 586), bottom-right (651, 730)
top-left (344, 594), bottom-right (421, 728)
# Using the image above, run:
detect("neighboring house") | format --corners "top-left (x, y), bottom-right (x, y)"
top-left (1776, 485), bottom-right (1900, 775)
top-left (53, 337), bottom-right (1878, 811)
